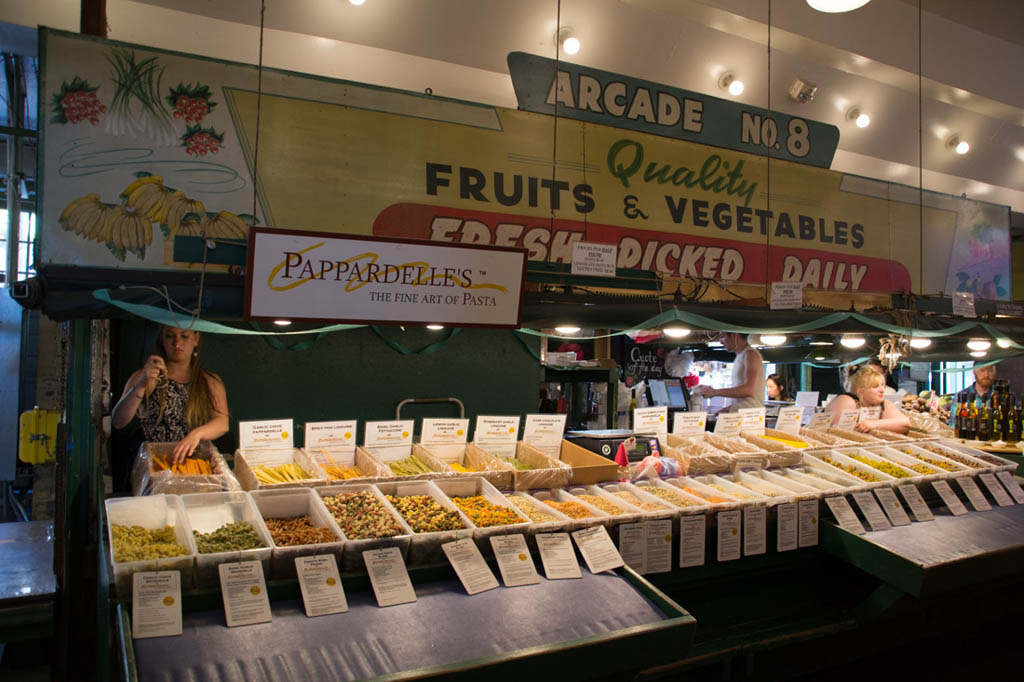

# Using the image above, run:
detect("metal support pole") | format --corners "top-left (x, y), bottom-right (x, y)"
top-left (4, 53), bottom-right (25, 287)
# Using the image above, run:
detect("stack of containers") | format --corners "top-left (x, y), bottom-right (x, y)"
top-left (181, 491), bottom-right (274, 587)
top-left (106, 494), bottom-right (196, 597)
top-left (249, 488), bottom-right (346, 579)
top-left (315, 483), bottom-right (414, 572)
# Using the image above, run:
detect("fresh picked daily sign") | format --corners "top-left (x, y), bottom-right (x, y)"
top-left (245, 228), bottom-right (527, 327)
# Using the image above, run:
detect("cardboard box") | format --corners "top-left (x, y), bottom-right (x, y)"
top-left (555, 440), bottom-right (621, 485)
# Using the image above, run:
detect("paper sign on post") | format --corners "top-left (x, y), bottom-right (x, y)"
top-left (364, 420), bottom-right (414, 449)
top-left (956, 476), bottom-right (993, 511)
top-left (931, 480), bottom-right (968, 516)
top-left (132, 571), bottom-right (182, 639)
top-left (633, 407), bottom-right (668, 436)
top-left (738, 408), bottom-right (766, 433)
top-left (978, 473), bottom-right (1014, 506)
top-left (798, 499), bottom-right (819, 547)
top-left (770, 281), bottom-right (804, 310)
top-left (443, 539), bottom-right (500, 595)
top-left (996, 471), bottom-right (1024, 504)
top-left (572, 525), bottom-right (625, 574)
top-left (219, 561), bottom-right (273, 627)
top-left (851, 491), bottom-right (892, 531)
top-left (743, 506), bottom-right (767, 556)
top-left (239, 419), bottom-right (293, 450)
top-left (489, 535), bottom-right (540, 587)
top-left (897, 484), bottom-right (934, 521)
top-left (836, 410), bottom-right (860, 430)
top-left (673, 412), bottom-right (707, 436)
top-left (645, 519), bottom-right (673, 574)
top-left (536, 533), bottom-right (582, 579)
top-left (679, 515), bottom-right (706, 568)
top-left (295, 555), bottom-right (348, 617)
top-left (420, 418), bottom-right (470, 445)
top-left (716, 510), bottom-right (742, 561)
top-left (364, 547), bottom-right (417, 607)
top-left (714, 413), bottom-right (743, 436)
top-left (776, 503), bottom-right (798, 552)
top-left (523, 414), bottom-right (567, 447)
top-left (873, 488), bottom-right (911, 526)
top-left (823, 496), bottom-right (866, 535)
top-left (618, 523), bottom-right (646, 573)
top-left (304, 420), bottom-right (356, 451)
top-left (474, 416), bottom-right (520, 445)
top-left (571, 241), bottom-right (617, 277)
top-left (775, 406), bottom-right (803, 435)
top-left (953, 291), bottom-right (976, 318)
top-left (807, 412), bottom-right (833, 429)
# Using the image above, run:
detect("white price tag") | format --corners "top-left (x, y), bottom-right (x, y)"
top-left (996, 471), bottom-right (1024, 504)
top-left (873, 488), bottom-right (911, 526)
top-left (897, 484), bottom-right (934, 521)
top-left (930, 480), bottom-right (968, 516)
top-left (571, 241), bottom-right (617, 277)
top-left (795, 392), bottom-right (819, 408)
top-left (442, 539), bottom-right (499, 595)
top-left (743, 506), bottom-right (767, 556)
top-left (859, 406), bottom-right (881, 421)
top-left (489, 534), bottom-right (540, 587)
top-left (953, 291), bottom-right (976, 318)
top-left (775, 407), bottom-right (803, 435)
top-left (363, 547), bottom-right (417, 607)
top-left (523, 414), bottom-right (567, 448)
top-left (536, 533), bottom-right (582, 579)
top-left (645, 519), bottom-right (673, 574)
top-left (239, 419), bottom-right (293, 450)
top-left (776, 503), bottom-right (798, 552)
top-left (673, 412), bottom-right (707, 436)
top-left (956, 477), bottom-right (992, 511)
top-left (132, 571), bottom-right (182, 639)
top-left (420, 418), bottom-right (470, 445)
top-left (807, 412), bottom-right (833, 429)
top-left (304, 420), bottom-right (356, 451)
top-left (572, 525), bottom-right (624, 574)
top-left (474, 416), bottom-right (520, 444)
top-left (770, 281), bottom-right (804, 310)
top-left (295, 555), bottom-right (348, 617)
top-left (824, 496), bottom-right (866, 535)
top-left (679, 515), bottom-right (706, 568)
top-left (633, 407), bottom-right (668, 436)
top-left (798, 499), bottom-right (819, 547)
top-left (851, 491), bottom-right (892, 531)
top-left (978, 473), bottom-right (1014, 507)
top-left (714, 413), bottom-right (743, 436)
top-left (364, 420), bottom-right (414, 449)
top-left (218, 561), bottom-right (272, 627)
top-left (617, 523), bottom-right (646, 573)
top-left (716, 510), bottom-right (742, 561)
top-left (836, 410), bottom-right (860, 430)
top-left (738, 408), bottom-right (766, 434)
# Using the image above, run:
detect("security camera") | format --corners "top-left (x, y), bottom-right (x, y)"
top-left (789, 79), bottom-right (818, 104)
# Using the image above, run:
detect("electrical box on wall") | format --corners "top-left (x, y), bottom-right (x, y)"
top-left (19, 408), bottom-right (59, 464)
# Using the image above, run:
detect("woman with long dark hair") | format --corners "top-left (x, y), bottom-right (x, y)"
top-left (766, 373), bottom-right (791, 402)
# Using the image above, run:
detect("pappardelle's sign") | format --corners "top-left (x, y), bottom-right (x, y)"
top-left (246, 228), bottom-right (527, 327)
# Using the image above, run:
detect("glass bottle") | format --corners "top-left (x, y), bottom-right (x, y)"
top-left (958, 398), bottom-right (969, 439)
top-left (965, 397), bottom-right (978, 441)
top-left (992, 394), bottom-right (1004, 442)
top-left (976, 397), bottom-right (992, 442)
top-left (1009, 394), bottom-right (1022, 444)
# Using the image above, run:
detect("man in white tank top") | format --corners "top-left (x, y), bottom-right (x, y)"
top-left (693, 332), bottom-right (766, 412)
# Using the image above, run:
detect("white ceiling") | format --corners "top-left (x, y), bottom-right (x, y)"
top-left (4, 0), bottom-right (1024, 213)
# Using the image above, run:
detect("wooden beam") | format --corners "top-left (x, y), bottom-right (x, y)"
top-left (80, 0), bottom-right (107, 38)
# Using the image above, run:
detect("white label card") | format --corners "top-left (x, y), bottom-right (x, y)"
top-left (953, 291), bottom-right (976, 318)
top-left (442, 539), bottom-right (499, 595)
top-left (798, 499), bottom-right (819, 547)
top-left (776, 503), bottom-right (798, 552)
top-left (716, 510), bottom-right (742, 561)
top-left (824, 496), bottom-right (866, 535)
top-left (978, 473), bottom-right (1015, 507)
top-left (956, 477), bottom-right (993, 511)
top-left (132, 571), bottom-right (182, 639)
top-left (679, 514), bottom-right (707, 568)
top-left (859, 406), bottom-right (881, 421)
top-left (743, 506), bottom-right (767, 556)
top-left (738, 408), bottom-right (767, 434)
top-left (618, 523), bottom-right (646, 573)
top-left (852, 491), bottom-right (892, 531)
top-left (714, 413), bottom-right (743, 436)
top-left (474, 416), bottom-right (520, 445)
top-left (897, 484), bottom-right (934, 522)
top-left (304, 420), bottom-right (356, 451)
top-left (572, 525), bottom-right (625, 574)
top-left (836, 410), bottom-right (860, 430)
top-left (364, 420), bottom-right (414, 449)
top-left (931, 480), bottom-right (968, 516)
top-left (996, 471), bottom-right (1024, 504)
top-left (571, 241), bottom-right (617, 277)
top-left (633, 407), bottom-right (668, 436)
top-left (295, 555), bottom-right (348, 617)
top-left (775, 407), bottom-right (803, 435)
top-left (795, 392), bottom-right (819, 408)
top-left (536, 533), bottom-right (582, 579)
top-left (770, 281), bottom-right (804, 310)
top-left (673, 412), bottom-right (707, 436)
top-left (873, 488), bottom-right (912, 526)
top-left (239, 419), bottom-right (293, 450)
top-left (420, 418), bottom-right (470, 445)
top-left (363, 547), bottom-right (417, 607)
top-left (645, 519), bottom-right (673, 574)
top-left (218, 561), bottom-right (272, 627)
top-left (489, 534), bottom-right (540, 587)
top-left (807, 412), bottom-right (833, 429)
top-left (523, 414), bottom-right (567, 448)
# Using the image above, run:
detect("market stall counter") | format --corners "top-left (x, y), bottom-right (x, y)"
top-left (118, 565), bottom-right (695, 682)
top-left (0, 520), bottom-right (56, 643)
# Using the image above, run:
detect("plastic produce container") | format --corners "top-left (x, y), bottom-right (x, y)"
top-left (234, 447), bottom-right (327, 491)
top-left (315, 483), bottom-right (414, 573)
top-left (375, 480), bottom-right (474, 565)
top-left (180, 491), bottom-right (274, 588)
top-left (105, 494), bottom-right (196, 598)
top-left (250, 488), bottom-right (346, 579)
top-left (433, 477), bottom-right (531, 550)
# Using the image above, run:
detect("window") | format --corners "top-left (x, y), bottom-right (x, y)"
top-left (939, 361), bottom-right (973, 395)
top-left (0, 208), bottom-right (36, 282)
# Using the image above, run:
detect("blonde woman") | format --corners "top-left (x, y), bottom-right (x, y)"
top-left (112, 325), bottom-right (229, 464)
top-left (825, 365), bottom-right (909, 434)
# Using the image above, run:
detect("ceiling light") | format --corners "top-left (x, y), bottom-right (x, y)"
top-left (909, 337), bottom-right (932, 349)
top-left (814, 355), bottom-right (826, 361)
top-left (809, 341), bottom-right (833, 346)
top-left (846, 106), bottom-right (870, 128)
top-left (997, 338), bottom-right (1012, 349)
top-left (348, 0), bottom-right (365, 5)
top-left (947, 135), bottom-right (969, 155)
top-left (759, 334), bottom-right (787, 346)
top-left (662, 327), bottom-right (691, 338)
top-left (806, 0), bottom-right (871, 12)
top-left (557, 27), bottom-right (580, 55)
top-left (707, 341), bottom-right (723, 348)
top-left (970, 350), bottom-right (987, 358)
top-left (719, 72), bottom-right (744, 97)
top-left (273, 319), bottom-right (292, 326)
top-left (967, 338), bottom-right (991, 351)
top-left (839, 334), bottom-right (866, 349)
top-left (554, 326), bottom-right (581, 335)
top-left (426, 324), bottom-right (444, 331)
top-left (789, 78), bottom-right (817, 103)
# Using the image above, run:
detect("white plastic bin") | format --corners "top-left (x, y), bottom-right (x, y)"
top-left (374, 480), bottom-right (474, 565)
top-left (315, 483), bottom-right (414, 573)
top-left (180, 491), bottom-right (274, 588)
top-left (105, 494), bottom-right (196, 598)
top-left (250, 488), bottom-right (346, 579)
top-left (433, 477), bottom-right (531, 550)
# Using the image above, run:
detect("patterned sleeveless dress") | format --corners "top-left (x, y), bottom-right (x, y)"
top-left (138, 378), bottom-right (191, 442)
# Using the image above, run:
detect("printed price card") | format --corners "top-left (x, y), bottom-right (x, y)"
top-left (956, 477), bottom-right (992, 512)
top-left (364, 420), bottom-right (414, 449)
top-left (743, 506), bottom-right (767, 556)
top-left (296, 555), bottom-right (348, 617)
top-left (798, 499), bottom-right (819, 547)
top-left (835, 410), bottom-right (860, 430)
top-left (443, 539), bottom-right (499, 595)
top-left (571, 241), bottom-right (617, 277)
top-left (716, 510), bottom-right (742, 561)
top-left (132, 571), bottom-right (182, 639)
top-left (523, 414), bottom-right (567, 447)
top-left (572, 525), bottom-right (625, 574)
top-left (618, 523), bottom-right (646, 573)
top-left (679, 515), bottom-right (706, 568)
top-left (873, 488), bottom-right (911, 526)
top-left (645, 519), bottom-right (673, 574)
top-left (474, 416), bottom-right (520, 445)
top-left (219, 561), bottom-right (272, 627)
top-left (897, 484), bottom-right (934, 522)
top-left (363, 547), bottom-right (417, 607)
top-left (978, 473), bottom-right (1014, 507)
top-left (490, 534), bottom-right (539, 587)
top-left (738, 408), bottom-right (766, 434)
top-left (824, 496), bottom-right (866, 535)
top-left (931, 480), bottom-right (968, 516)
top-left (239, 419), bottom-right (293, 450)
top-left (770, 281), bottom-right (804, 310)
top-left (996, 471), bottom-right (1024, 504)
top-left (775, 406), bottom-right (803, 435)
top-left (420, 418), bottom-right (470, 445)
top-left (953, 291), bottom-right (976, 318)
top-left (807, 412), bottom-right (833, 429)
top-left (536, 533), bottom-right (582, 579)
top-left (633, 407), bottom-right (668, 436)
top-left (673, 412), bottom-right (707, 436)
top-left (776, 503), bottom-right (798, 552)
top-left (852, 491), bottom-right (892, 531)
top-left (304, 420), bottom-right (356, 451)
top-left (714, 413), bottom-right (743, 436)
top-left (859, 406), bottom-right (881, 421)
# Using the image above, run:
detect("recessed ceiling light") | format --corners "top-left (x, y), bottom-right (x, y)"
top-left (555, 326), bottom-right (581, 335)
top-left (809, 341), bottom-right (833, 346)
top-left (839, 334), bottom-right (866, 349)
top-left (970, 350), bottom-right (987, 358)
top-left (426, 324), bottom-right (444, 331)
top-left (273, 319), bottom-right (292, 326)
top-left (663, 327), bottom-right (691, 338)
top-left (806, 0), bottom-right (871, 12)
top-left (814, 355), bottom-right (826, 361)
top-left (909, 338), bottom-right (931, 349)
top-left (348, 0), bottom-right (365, 5)
top-left (997, 338), bottom-right (1012, 348)
top-left (967, 338), bottom-right (991, 351)
top-left (760, 334), bottom-right (787, 346)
